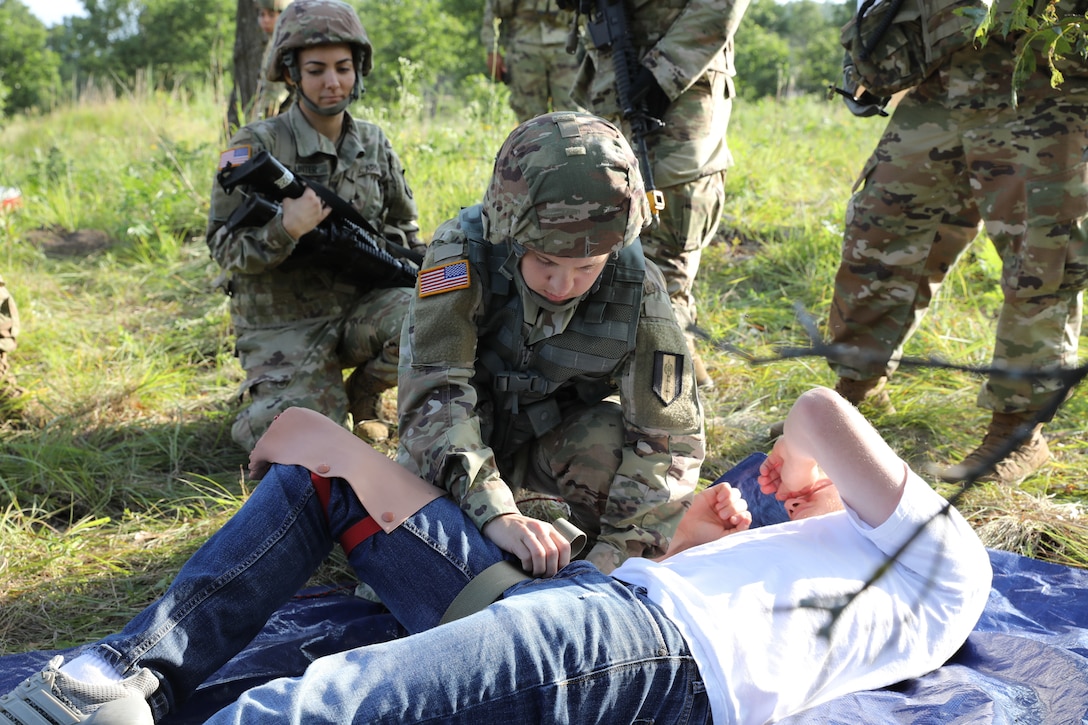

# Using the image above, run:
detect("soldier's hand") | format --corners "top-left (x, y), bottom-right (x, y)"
top-left (281, 188), bottom-right (331, 240)
top-left (485, 52), bottom-right (508, 84)
top-left (630, 65), bottom-right (670, 122)
top-left (482, 513), bottom-right (571, 577)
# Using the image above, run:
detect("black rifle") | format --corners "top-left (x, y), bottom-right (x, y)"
top-left (565, 0), bottom-right (666, 225)
top-left (217, 150), bottom-right (421, 288)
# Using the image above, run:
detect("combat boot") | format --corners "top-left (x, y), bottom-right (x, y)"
top-left (769, 376), bottom-right (893, 438)
top-left (833, 375), bottom-right (894, 412)
top-left (939, 412), bottom-right (1050, 486)
top-left (0, 354), bottom-right (24, 421)
top-left (687, 338), bottom-right (714, 391)
top-left (346, 369), bottom-right (394, 443)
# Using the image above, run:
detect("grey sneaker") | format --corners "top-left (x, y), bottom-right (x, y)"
top-left (0, 655), bottom-right (157, 725)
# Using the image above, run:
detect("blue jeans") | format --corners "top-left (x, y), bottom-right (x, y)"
top-left (91, 464), bottom-right (708, 723)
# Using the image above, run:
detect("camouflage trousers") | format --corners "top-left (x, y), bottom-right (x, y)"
top-left (504, 42), bottom-right (585, 122)
top-left (616, 71), bottom-right (732, 335)
top-left (829, 88), bottom-right (1088, 414)
top-left (0, 273), bottom-right (18, 394)
top-left (508, 400), bottom-right (675, 574)
top-left (230, 286), bottom-right (410, 450)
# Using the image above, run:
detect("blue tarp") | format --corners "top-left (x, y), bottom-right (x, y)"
top-left (3, 454), bottom-right (1087, 723)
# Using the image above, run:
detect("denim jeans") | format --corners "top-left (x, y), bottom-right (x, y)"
top-left (91, 464), bottom-right (709, 723)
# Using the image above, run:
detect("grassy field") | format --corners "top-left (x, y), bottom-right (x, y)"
top-left (1, 85), bottom-right (1085, 655)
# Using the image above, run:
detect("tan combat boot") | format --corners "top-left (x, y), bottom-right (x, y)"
top-left (769, 376), bottom-right (893, 438)
top-left (0, 353), bottom-right (24, 421)
top-left (939, 412), bottom-right (1051, 486)
top-left (687, 338), bottom-right (714, 391)
top-left (833, 375), bottom-right (894, 412)
top-left (346, 369), bottom-right (394, 443)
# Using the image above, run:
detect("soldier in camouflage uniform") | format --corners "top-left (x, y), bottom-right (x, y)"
top-left (826, 1), bottom-right (1088, 486)
top-left (249, 0), bottom-right (294, 121)
top-left (481, 0), bottom-right (584, 122)
top-left (397, 112), bottom-right (704, 573)
top-left (208, 0), bottom-right (420, 451)
top-left (0, 272), bottom-right (20, 413)
top-left (564, 0), bottom-right (752, 388)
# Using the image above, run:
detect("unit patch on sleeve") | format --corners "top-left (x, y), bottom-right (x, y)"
top-left (418, 260), bottom-right (471, 297)
top-left (652, 351), bottom-right (684, 405)
top-left (218, 145), bottom-right (251, 170)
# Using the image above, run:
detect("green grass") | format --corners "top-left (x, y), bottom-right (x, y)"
top-left (1, 87), bottom-right (1085, 655)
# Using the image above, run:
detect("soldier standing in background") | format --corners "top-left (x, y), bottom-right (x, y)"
top-left (564, 0), bottom-right (752, 389)
top-left (481, 0), bottom-right (584, 122)
top-left (207, 0), bottom-right (421, 451)
top-left (398, 112), bottom-right (704, 573)
top-left (249, 0), bottom-right (294, 121)
top-left (825, 0), bottom-right (1088, 486)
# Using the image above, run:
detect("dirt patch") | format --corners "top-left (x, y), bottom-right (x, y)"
top-left (24, 227), bottom-right (114, 257)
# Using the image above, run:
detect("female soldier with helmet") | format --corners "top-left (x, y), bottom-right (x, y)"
top-left (208, 0), bottom-right (420, 451)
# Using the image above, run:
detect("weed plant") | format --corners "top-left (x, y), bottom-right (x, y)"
top-left (0, 85), bottom-right (1084, 654)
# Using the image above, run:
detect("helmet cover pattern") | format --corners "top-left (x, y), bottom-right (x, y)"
top-left (481, 112), bottom-right (650, 258)
top-left (268, 0), bottom-right (373, 82)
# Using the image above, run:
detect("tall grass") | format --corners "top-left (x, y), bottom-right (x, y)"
top-left (0, 83), bottom-right (1084, 654)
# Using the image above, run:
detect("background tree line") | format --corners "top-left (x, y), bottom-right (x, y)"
top-left (0, 0), bottom-right (850, 119)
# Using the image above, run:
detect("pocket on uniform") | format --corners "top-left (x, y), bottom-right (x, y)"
top-left (1004, 159), bottom-right (1088, 298)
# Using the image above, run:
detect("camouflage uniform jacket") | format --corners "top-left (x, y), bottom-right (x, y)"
top-left (574, 0), bottom-right (750, 114)
top-left (206, 104), bottom-right (419, 329)
top-left (481, 0), bottom-right (572, 50)
top-left (397, 207), bottom-right (705, 559)
top-left (250, 36), bottom-right (290, 121)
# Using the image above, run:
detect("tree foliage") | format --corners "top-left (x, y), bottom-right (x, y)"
top-left (0, 0), bottom-right (62, 117)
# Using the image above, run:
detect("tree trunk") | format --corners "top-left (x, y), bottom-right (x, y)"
top-left (226, 0), bottom-right (266, 134)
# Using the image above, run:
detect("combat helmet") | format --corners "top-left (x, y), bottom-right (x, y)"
top-left (481, 112), bottom-right (649, 258)
top-left (268, 0), bottom-right (372, 115)
top-left (254, 0), bottom-right (293, 11)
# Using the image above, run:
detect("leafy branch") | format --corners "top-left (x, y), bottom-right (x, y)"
top-left (969, 0), bottom-right (1088, 89)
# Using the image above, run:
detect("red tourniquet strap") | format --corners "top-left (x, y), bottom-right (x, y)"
top-left (309, 471), bottom-right (381, 556)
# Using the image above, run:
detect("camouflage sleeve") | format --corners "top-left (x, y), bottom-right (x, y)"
top-left (396, 221), bottom-right (519, 530)
top-left (642, 0), bottom-right (751, 99)
top-left (481, 0), bottom-right (499, 49)
top-left (205, 127), bottom-right (300, 276)
top-left (371, 126), bottom-right (421, 247)
top-left (589, 261), bottom-right (704, 572)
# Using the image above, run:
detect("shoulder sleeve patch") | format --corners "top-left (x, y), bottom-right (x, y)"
top-left (218, 145), bottom-right (251, 170)
top-left (652, 351), bottom-right (684, 405)
top-left (418, 260), bottom-right (471, 298)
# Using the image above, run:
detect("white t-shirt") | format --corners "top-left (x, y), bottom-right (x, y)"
top-left (611, 471), bottom-right (992, 725)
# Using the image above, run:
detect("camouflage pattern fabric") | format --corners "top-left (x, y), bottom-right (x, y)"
top-left (0, 273), bottom-right (18, 398)
top-left (249, 36), bottom-right (292, 122)
top-left (481, 0), bottom-right (583, 122)
top-left (398, 224), bottom-right (704, 573)
top-left (207, 104), bottom-right (419, 450)
top-left (828, 35), bottom-right (1088, 416)
top-left (481, 112), bottom-right (649, 257)
top-left (572, 0), bottom-right (750, 335)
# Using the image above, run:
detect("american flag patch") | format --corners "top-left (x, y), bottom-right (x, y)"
top-left (218, 145), bottom-right (251, 170)
top-left (418, 261), bottom-right (471, 297)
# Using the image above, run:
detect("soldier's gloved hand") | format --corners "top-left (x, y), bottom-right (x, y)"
top-left (830, 52), bottom-right (889, 118)
top-left (630, 65), bottom-right (670, 122)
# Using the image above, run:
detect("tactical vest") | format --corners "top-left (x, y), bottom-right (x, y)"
top-left (458, 204), bottom-right (645, 451)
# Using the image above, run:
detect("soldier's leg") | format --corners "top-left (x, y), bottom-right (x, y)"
top-left (231, 320), bottom-right (347, 451)
top-left (828, 89), bottom-right (981, 385)
top-left (341, 287), bottom-right (411, 441)
top-left (544, 41), bottom-right (585, 113)
top-left (505, 44), bottom-right (552, 122)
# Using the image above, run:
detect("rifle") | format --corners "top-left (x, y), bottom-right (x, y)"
top-left (565, 0), bottom-right (665, 226)
top-left (216, 150), bottom-right (421, 289)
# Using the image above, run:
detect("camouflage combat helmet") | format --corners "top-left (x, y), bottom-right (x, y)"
top-left (254, 0), bottom-right (293, 11)
top-left (268, 0), bottom-right (372, 115)
top-left (481, 112), bottom-right (650, 258)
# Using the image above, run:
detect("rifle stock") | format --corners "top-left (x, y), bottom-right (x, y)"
top-left (216, 151), bottom-right (421, 288)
